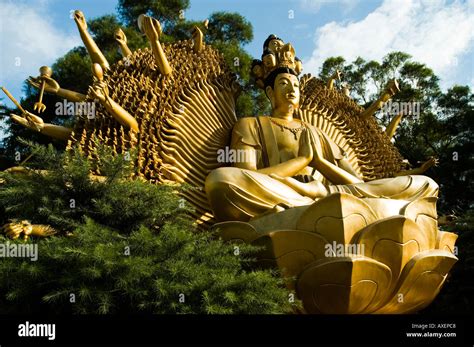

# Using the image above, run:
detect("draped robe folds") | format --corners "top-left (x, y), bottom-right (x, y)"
top-left (205, 116), bottom-right (438, 222)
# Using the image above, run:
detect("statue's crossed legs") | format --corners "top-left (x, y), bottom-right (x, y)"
top-left (205, 167), bottom-right (438, 222)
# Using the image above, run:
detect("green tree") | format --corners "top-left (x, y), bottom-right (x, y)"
top-left (0, 142), bottom-right (297, 314)
top-left (117, 0), bottom-right (190, 28)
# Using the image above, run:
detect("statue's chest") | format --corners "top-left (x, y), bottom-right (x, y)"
top-left (272, 126), bottom-right (300, 161)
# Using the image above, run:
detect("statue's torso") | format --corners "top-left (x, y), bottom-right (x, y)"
top-left (232, 116), bottom-right (338, 177)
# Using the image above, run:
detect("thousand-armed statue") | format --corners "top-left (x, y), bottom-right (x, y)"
top-left (2, 11), bottom-right (457, 314)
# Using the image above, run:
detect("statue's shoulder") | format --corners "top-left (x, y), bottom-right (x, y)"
top-left (234, 116), bottom-right (259, 127)
top-left (233, 116), bottom-right (262, 133)
top-left (231, 117), bottom-right (264, 147)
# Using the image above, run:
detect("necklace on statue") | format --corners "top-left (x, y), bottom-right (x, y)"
top-left (269, 118), bottom-right (306, 140)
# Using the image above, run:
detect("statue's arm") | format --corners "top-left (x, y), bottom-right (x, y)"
top-left (337, 158), bottom-right (364, 180)
top-left (142, 16), bottom-right (172, 75)
top-left (88, 71), bottom-right (139, 133)
top-left (41, 124), bottom-right (73, 141)
top-left (73, 10), bottom-right (109, 71)
top-left (101, 95), bottom-right (139, 132)
top-left (395, 157), bottom-right (438, 176)
top-left (56, 89), bottom-right (86, 103)
top-left (257, 157), bottom-right (311, 177)
top-left (313, 157), bottom-right (363, 184)
top-left (11, 112), bottom-right (72, 141)
top-left (28, 76), bottom-right (86, 103)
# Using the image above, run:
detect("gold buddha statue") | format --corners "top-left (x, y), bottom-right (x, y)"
top-left (205, 34), bottom-right (438, 222)
top-left (2, 14), bottom-right (457, 314)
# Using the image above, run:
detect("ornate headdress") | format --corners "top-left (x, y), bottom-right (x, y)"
top-left (251, 34), bottom-right (303, 89)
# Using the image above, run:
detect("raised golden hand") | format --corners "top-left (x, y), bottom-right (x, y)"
top-left (139, 14), bottom-right (162, 42)
top-left (73, 10), bottom-right (87, 30)
top-left (28, 75), bottom-right (59, 95)
top-left (88, 63), bottom-right (139, 132)
top-left (31, 66), bottom-right (53, 113)
top-left (88, 84), bottom-right (107, 103)
top-left (73, 9), bottom-right (109, 71)
top-left (115, 28), bottom-right (127, 45)
top-left (89, 63), bottom-right (108, 103)
top-left (115, 28), bottom-right (132, 58)
top-left (138, 14), bottom-right (171, 75)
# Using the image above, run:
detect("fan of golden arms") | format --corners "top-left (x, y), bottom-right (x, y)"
top-left (1, 9), bottom-right (457, 315)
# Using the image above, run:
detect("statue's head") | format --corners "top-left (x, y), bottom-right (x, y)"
top-left (251, 35), bottom-right (303, 110)
top-left (264, 68), bottom-right (300, 112)
top-left (263, 34), bottom-right (284, 54)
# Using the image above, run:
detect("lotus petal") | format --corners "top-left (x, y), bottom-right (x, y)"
top-left (212, 221), bottom-right (259, 243)
top-left (374, 250), bottom-right (458, 314)
top-left (249, 205), bottom-right (308, 232)
top-left (297, 256), bottom-right (392, 314)
top-left (353, 216), bottom-right (429, 289)
top-left (251, 230), bottom-right (330, 289)
top-left (296, 193), bottom-right (379, 244)
top-left (401, 197), bottom-right (438, 248)
top-left (436, 230), bottom-right (458, 253)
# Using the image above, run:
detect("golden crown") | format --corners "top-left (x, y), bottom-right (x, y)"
top-left (251, 34), bottom-right (303, 89)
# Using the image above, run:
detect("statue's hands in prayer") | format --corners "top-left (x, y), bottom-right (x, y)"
top-left (28, 76), bottom-right (60, 95)
top-left (298, 129), bottom-right (313, 165)
top-left (308, 130), bottom-right (324, 167)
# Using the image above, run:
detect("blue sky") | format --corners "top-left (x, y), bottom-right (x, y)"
top-left (1, 0), bottom-right (473, 130)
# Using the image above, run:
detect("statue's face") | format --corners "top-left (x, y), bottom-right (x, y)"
top-left (268, 39), bottom-right (284, 53)
top-left (268, 73), bottom-right (300, 110)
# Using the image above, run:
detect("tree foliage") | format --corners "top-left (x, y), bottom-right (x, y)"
top-left (117, 0), bottom-right (190, 28)
top-left (0, 142), bottom-right (296, 314)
